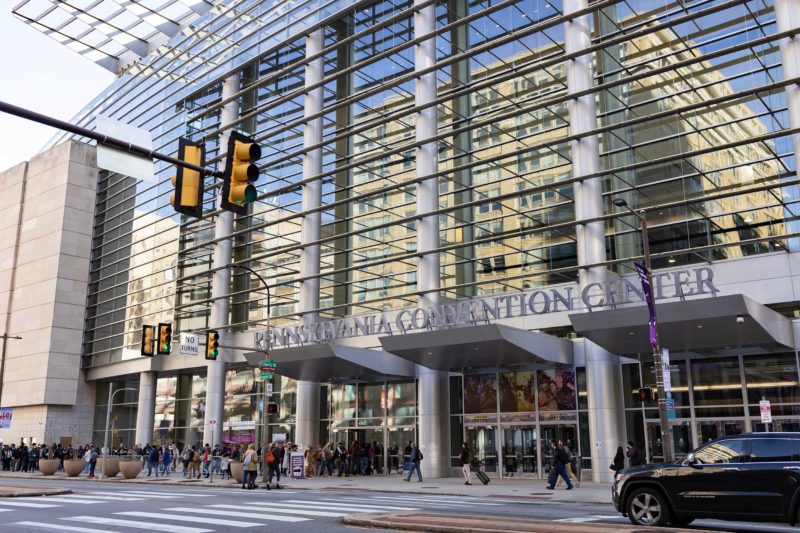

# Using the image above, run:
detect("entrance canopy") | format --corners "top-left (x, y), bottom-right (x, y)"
top-left (243, 343), bottom-right (416, 382)
top-left (379, 324), bottom-right (573, 371)
top-left (568, 294), bottom-right (795, 357)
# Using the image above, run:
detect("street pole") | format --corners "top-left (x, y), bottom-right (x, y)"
top-left (103, 385), bottom-right (138, 478)
top-left (612, 199), bottom-right (674, 463)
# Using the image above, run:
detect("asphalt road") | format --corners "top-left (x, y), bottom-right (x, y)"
top-left (0, 477), bottom-right (796, 533)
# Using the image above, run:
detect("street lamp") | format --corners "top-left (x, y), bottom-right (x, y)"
top-left (612, 197), bottom-right (675, 463)
top-left (102, 384), bottom-right (138, 478)
top-left (229, 264), bottom-right (271, 450)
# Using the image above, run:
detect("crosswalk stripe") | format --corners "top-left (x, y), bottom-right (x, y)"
top-left (117, 511), bottom-right (267, 527)
top-left (108, 493), bottom-right (178, 499)
top-left (70, 494), bottom-right (145, 501)
top-left (368, 495), bottom-right (502, 506)
top-left (337, 498), bottom-right (474, 510)
top-left (18, 497), bottom-right (106, 505)
top-left (305, 498), bottom-right (430, 510)
top-left (168, 506), bottom-right (313, 522)
top-left (209, 504), bottom-right (347, 518)
top-left (0, 509), bottom-right (11, 512)
top-left (0, 501), bottom-right (59, 508)
top-left (248, 500), bottom-right (419, 513)
top-left (65, 516), bottom-right (213, 533)
top-left (120, 490), bottom-right (212, 497)
top-left (15, 521), bottom-right (112, 533)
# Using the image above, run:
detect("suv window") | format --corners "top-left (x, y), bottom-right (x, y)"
top-left (748, 439), bottom-right (797, 462)
top-left (694, 439), bottom-right (747, 464)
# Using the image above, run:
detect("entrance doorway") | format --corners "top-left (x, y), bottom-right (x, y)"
top-left (501, 426), bottom-right (537, 477)
top-left (466, 426), bottom-right (498, 474)
top-left (387, 427), bottom-right (415, 475)
top-left (696, 419), bottom-right (744, 446)
top-left (540, 424), bottom-right (577, 476)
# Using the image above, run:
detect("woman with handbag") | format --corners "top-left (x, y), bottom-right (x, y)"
top-left (610, 446), bottom-right (625, 475)
top-left (242, 444), bottom-right (258, 489)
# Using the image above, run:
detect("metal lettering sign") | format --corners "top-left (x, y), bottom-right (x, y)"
top-left (260, 371), bottom-right (273, 381)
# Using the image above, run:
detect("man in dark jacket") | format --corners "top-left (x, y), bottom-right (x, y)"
top-left (546, 440), bottom-right (573, 490)
top-left (403, 442), bottom-right (423, 483)
top-left (626, 441), bottom-right (645, 467)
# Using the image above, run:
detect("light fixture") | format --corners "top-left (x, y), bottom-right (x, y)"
top-left (628, 331), bottom-right (635, 336)
top-left (667, 256), bottom-right (676, 264)
top-left (697, 325), bottom-right (703, 329)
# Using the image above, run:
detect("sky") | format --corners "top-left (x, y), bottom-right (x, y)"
top-left (0, 6), bottom-right (115, 173)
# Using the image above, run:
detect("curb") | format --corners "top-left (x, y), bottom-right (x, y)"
top-left (0, 488), bottom-right (72, 498)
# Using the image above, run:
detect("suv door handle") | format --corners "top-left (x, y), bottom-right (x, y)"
top-left (783, 466), bottom-right (800, 470)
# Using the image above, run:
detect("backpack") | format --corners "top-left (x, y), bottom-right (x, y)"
top-left (267, 450), bottom-right (276, 464)
top-left (149, 449), bottom-right (158, 461)
top-left (417, 449), bottom-right (423, 461)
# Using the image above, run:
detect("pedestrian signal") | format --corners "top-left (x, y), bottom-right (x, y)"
top-left (638, 387), bottom-right (653, 402)
top-left (266, 403), bottom-right (279, 415)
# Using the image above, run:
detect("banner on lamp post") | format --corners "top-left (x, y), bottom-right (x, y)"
top-left (634, 262), bottom-right (658, 350)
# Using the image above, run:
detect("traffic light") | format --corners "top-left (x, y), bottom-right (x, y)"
top-left (170, 138), bottom-right (204, 218)
top-left (638, 387), bottom-right (653, 402)
top-left (221, 131), bottom-right (261, 215)
top-left (205, 330), bottom-right (220, 360)
top-left (141, 325), bottom-right (155, 356)
top-left (266, 403), bottom-right (278, 415)
top-left (157, 323), bottom-right (172, 355)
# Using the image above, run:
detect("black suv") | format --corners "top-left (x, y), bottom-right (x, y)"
top-left (612, 432), bottom-right (800, 527)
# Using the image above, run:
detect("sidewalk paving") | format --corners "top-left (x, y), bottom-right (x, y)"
top-left (0, 469), bottom-right (611, 503)
top-left (0, 484), bottom-right (71, 498)
top-left (343, 512), bottom-right (712, 533)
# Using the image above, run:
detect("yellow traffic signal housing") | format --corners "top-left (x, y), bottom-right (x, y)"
top-left (170, 138), bottom-right (204, 218)
top-left (141, 324), bottom-right (155, 356)
top-left (205, 330), bottom-right (220, 360)
top-left (221, 131), bottom-right (261, 215)
top-left (157, 323), bottom-right (172, 355)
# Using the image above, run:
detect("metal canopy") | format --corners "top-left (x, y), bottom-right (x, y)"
top-left (242, 343), bottom-right (416, 383)
top-left (568, 294), bottom-right (795, 357)
top-left (379, 324), bottom-right (573, 372)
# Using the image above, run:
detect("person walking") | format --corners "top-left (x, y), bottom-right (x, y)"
top-left (460, 442), bottom-right (472, 485)
top-left (242, 444), bottom-right (258, 489)
top-left (336, 442), bottom-right (349, 477)
top-left (626, 441), bottom-right (644, 467)
top-left (404, 442), bottom-right (423, 483)
top-left (546, 441), bottom-right (573, 490)
top-left (610, 446), bottom-right (625, 475)
top-left (87, 445), bottom-right (98, 478)
top-left (161, 446), bottom-right (171, 476)
top-left (556, 441), bottom-right (580, 488)
top-left (265, 443), bottom-right (281, 490)
top-left (211, 444), bottom-right (221, 476)
top-left (147, 445), bottom-right (160, 477)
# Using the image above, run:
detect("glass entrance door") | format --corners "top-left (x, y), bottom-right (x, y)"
top-left (539, 424), bottom-right (576, 476)
top-left (646, 420), bottom-right (693, 461)
top-left (696, 420), bottom-right (743, 446)
top-left (501, 426), bottom-right (537, 477)
top-left (344, 427), bottom-right (386, 475)
top-left (466, 426), bottom-right (498, 474)
top-left (387, 427), bottom-right (415, 475)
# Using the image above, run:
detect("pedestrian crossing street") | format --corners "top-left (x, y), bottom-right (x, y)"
top-left (4, 490), bottom-right (511, 532)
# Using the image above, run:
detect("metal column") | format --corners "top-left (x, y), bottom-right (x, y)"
top-left (415, 0), bottom-right (450, 478)
top-left (295, 29), bottom-right (325, 449)
top-left (565, 0), bottom-right (626, 483)
top-left (203, 74), bottom-right (240, 447)
top-left (135, 371), bottom-right (156, 446)
top-left (776, 0), bottom-right (800, 167)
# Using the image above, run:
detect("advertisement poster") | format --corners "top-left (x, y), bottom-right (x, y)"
top-left (0, 408), bottom-right (11, 429)
top-left (290, 452), bottom-right (305, 479)
top-left (537, 368), bottom-right (576, 411)
top-left (464, 373), bottom-right (497, 413)
top-left (499, 371), bottom-right (536, 412)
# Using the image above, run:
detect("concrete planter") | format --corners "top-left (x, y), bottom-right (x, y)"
top-left (97, 457), bottom-right (120, 478)
top-left (230, 461), bottom-right (243, 483)
top-left (119, 460), bottom-right (142, 479)
top-left (64, 459), bottom-right (84, 477)
top-left (39, 458), bottom-right (61, 476)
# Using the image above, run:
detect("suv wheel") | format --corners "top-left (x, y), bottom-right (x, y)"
top-left (626, 487), bottom-right (670, 527)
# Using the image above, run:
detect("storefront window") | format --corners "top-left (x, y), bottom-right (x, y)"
top-left (744, 353), bottom-right (799, 405)
top-left (225, 369), bottom-right (256, 395)
top-left (537, 368), bottom-right (576, 411)
top-left (622, 364), bottom-right (641, 409)
top-left (642, 360), bottom-right (689, 407)
top-left (499, 371), bottom-right (536, 412)
top-left (464, 373), bottom-right (498, 413)
top-left (576, 367), bottom-right (588, 411)
top-left (332, 384), bottom-right (356, 424)
top-left (358, 383), bottom-right (385, 419)
top-left (691, 357), bottom-right (743, 406)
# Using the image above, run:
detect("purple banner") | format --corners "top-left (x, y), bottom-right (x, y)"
top-left (635, 262), bottom-right (658, 349)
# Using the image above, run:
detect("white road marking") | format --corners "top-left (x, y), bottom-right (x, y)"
top-left (117, 511), bottom-right (268, 527)
top-left (209, 503), bottom-right (347, 518)
top-left (250, 500), bottom-right (419, 512)
top-left (368, 495), bottom-right (502, 506)
top-left (0, 501), bottom-right (59, 508)
top-left (70, 494), bottom-right (145, 501)
top-left (65, 515), bottom-right (213, 533)
top-left (168, 506), bottom-right (314, 521)
top-left (120, 490), bottom-right (212, 497)
top-left (306, 498), bottom-right (432, 510)
top-left (18, 497), bottom-right (106, 505)
top-left (14, 521), bottom-right (112, 533)
top-left (555, 515), bottom-right (620, 523)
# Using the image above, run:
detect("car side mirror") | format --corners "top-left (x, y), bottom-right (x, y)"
top-left (686, 453), bottom-right (702, 469)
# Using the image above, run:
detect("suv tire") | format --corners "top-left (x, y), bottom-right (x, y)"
top-left (626, 487), bottom-right (670, 527)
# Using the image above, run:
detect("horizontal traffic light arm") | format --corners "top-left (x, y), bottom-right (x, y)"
top-left (0, 100), bottom-right (223, 179)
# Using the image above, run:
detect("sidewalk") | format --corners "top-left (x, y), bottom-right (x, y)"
top-left (0, 484), bottom-right (71, 498)
top-left (343, 512), bottom-right (712, 533)
top-left (0, 469), bottom-right (611, 503)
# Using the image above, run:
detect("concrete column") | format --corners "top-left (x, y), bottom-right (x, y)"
top-left (135, 371), bottom-right (156, 446)
top-left (565, 0), bottom-right (625, 483)
top-left (203, 74), bottom-right (240, 446)
top-left (415, 0), bottom-right (450, 478)
top-left (295, 29), bottom-right (325, 449)
top-left (776, 0), bottom-right (800, 166)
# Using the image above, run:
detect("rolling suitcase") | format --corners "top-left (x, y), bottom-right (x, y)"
top-left (546, 466), bottom-right (557, 487)
top-left (475, 470), bottom-right (490, 485)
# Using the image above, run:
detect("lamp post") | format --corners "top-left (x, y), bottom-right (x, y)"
top-left (229, 264), bottom-right (271, 451)
top-left (103, 384), bottom-right (137, 478)
top-left (612, 198), bottom-right (675, 463)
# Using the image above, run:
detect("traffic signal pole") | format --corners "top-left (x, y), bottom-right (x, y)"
top-left (0, 100), bottom-right (223, 179)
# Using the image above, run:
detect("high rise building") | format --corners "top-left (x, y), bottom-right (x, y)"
top-left (2, 0), bottom-right (800, 481)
